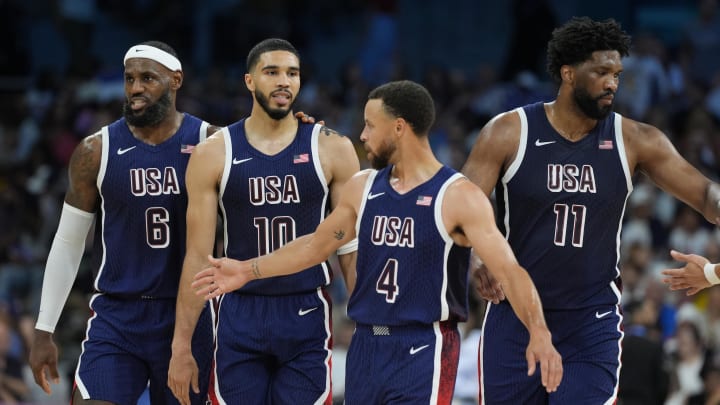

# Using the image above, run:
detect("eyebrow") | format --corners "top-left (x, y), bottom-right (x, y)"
top-left (261, 65), bottom-right (300, 72)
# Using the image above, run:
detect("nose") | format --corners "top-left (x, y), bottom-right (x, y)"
top-left (605, 76), bottom-right (618, 93)
top-left (359, 129), bottom-right (368, 143)
top-left (277, 72), bottom-right (291, 87)
top-left (127, 79), bottom-right (144, 95)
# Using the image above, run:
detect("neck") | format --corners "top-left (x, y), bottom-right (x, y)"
top-left (545, 97), bottom-right (598, 141)
top-left (388, 136), bottom-right (442, 194)
top-left (245, 110), bottom-right (298, 140)
top-left (129, 110), bottom-right (183, 145)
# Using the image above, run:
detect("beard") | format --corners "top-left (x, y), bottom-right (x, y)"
top-left (367, 139), bottom-right (396, 170)
top-left (123, 90), bottom-right (172, 127)
top-left (255, 90), bottom-right (295, 120)
top-left (573, 87), bottom-right (613, 120)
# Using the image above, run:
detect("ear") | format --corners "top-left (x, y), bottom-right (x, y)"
top-left (244, 73), bottom-right (254, 92)
top-left (171, 71), bottom-right (183, 90)
top-left (560, 65), bottom-right (573, 84)
top-left (395, 117), bottom-right (407, 137)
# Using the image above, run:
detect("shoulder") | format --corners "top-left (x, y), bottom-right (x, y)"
top-left (342, 169), bottom-right (374, 192)
top-left (316, 124), bottom-right (355, 149)
top-left (620, 115), bottom-right (664, 138)
top-left (445, 176), bottom-right (486, 204)
top-left (70, 131), bottom-right (103, 171)
top-left (316, 124), bottom-right (361, 180)
top-left (619, 115), bottom-right (670, 151)
top-left (473, 109), bottom-right (522, 149)
top-left (192, 127), bottom-right (227, 160)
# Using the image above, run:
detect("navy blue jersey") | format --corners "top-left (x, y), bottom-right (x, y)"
top-left (220, 120), bottom-right (332, 295)
top-left (348, 166), bottom-right (471, 326)
top-left (497, 102), bottom-right (632, 309)
top-left (91, 114), bottom-right (209, 297)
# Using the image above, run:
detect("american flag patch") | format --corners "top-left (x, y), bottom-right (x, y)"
top-left (598, 140), bottom-right (613, 150)
top-left (293, 153), bottom-right (309, 164)
top-left (416, 195), bottom-right (433, 206)
top-left (180, 144), bottom-right (195, 154)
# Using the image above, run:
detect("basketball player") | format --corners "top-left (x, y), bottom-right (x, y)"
top-left (28, 41), bottom-right (217, 404)
top-left (462, 17), bottom-right (720, 404)
top-left (190, 80), bottom-right (563, 404)
top-left (168, 38), bottom-right (360, 404)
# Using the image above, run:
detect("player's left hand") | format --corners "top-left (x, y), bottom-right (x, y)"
top-left (661, 249), bottom-right (711, 296)
top-left (526, 328), bottom-right (563, 393)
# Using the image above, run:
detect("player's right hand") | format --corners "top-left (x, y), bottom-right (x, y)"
top-left (471, 255), bottom-right (506, 304)
top-left (29, 329), bottom-right (60, 395)
top-left (525, 327), bottom-right (563, 393)
top-left (168, 351), bottom-right (200, 405)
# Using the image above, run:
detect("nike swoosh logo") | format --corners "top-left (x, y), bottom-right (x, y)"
top-left (367, 192), bottom-right (385, 200)
top-left (535, 140), bottom-right (556, 146)
top-left (298, 307), bottom-right (318, 316)
top-left (233, 157), bottom-right (253, 165)
top-left (595, 310), bottom-right (613, 319)
top-left (409, 344), bottom-right (430, 355)
top-left (117, 146), bottom-right (137, 155)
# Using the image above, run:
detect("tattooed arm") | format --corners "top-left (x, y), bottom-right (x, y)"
top-left (317, 124), bottom-right (361, 293)
top-left (191, 170), bottom-right (370, 298)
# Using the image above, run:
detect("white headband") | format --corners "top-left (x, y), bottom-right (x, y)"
top-left (123, 45), bottom-right (182, 71)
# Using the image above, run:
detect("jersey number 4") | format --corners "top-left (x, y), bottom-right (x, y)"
top-left (553, 203), bottom-right (586, 247)
top-left (376, 258), bottom-right (399, 303)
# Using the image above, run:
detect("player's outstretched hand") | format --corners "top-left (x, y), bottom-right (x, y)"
top-left (192, 255), bottom-right (252, 299)
top-left (526, 328), bottom-right (563, 393)
top-left (471, 254), bottom-right (505, 304)
top-left (661, 249), bottom-right (712, 296)
top-left (29, 330), bottom-right (60, 395)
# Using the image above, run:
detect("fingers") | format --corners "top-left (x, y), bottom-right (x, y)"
top-left (192, 374), bottom-right (200, 394)
top-left (669, 249), bottom-right (693, 263)
top-left (33, 366), bottom-right (52, 395)
top-left (526, 354), bottom-right (536, 377)
top-left (32, 362), bottom-right (58, 395)
top-left (527, 354), bottom-right (562, 393)
top-left (169, 380), bottom-right (190, 405)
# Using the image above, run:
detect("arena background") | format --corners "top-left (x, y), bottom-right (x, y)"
top-left (1, 0), bottom-right (719, 403)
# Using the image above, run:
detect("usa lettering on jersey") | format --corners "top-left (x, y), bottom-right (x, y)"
top-left (547, 164), bottom-right (597, 193)
top-left (130, 167), bottom-right (181, 196)
top-left (371, 216), bottom-right (415, 247)
top-left (249, 175), bottom-right (301, 205)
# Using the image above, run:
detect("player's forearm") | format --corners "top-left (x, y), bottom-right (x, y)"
top-left (704, 182), bottom-right (720, 224)
top-left (172, 255), bottom-right (209, 353)
top-left (503, 271), bottom-right (550, 333)
top-left (256, 234), bottom-right (333, 278)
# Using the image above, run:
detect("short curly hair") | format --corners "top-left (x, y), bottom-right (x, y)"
top-left (546, 17), bottom-right (631, 83)
top-left (368, 80), bottom-right (435, 136)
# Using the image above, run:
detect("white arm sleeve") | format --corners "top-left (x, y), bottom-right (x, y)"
top-left (336, 238), bottom-right (358, 256)
top-left (35, 203), bottom-right (95, 333)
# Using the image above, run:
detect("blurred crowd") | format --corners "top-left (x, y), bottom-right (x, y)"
top-left (3, 0), bottom-right (720, 403)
